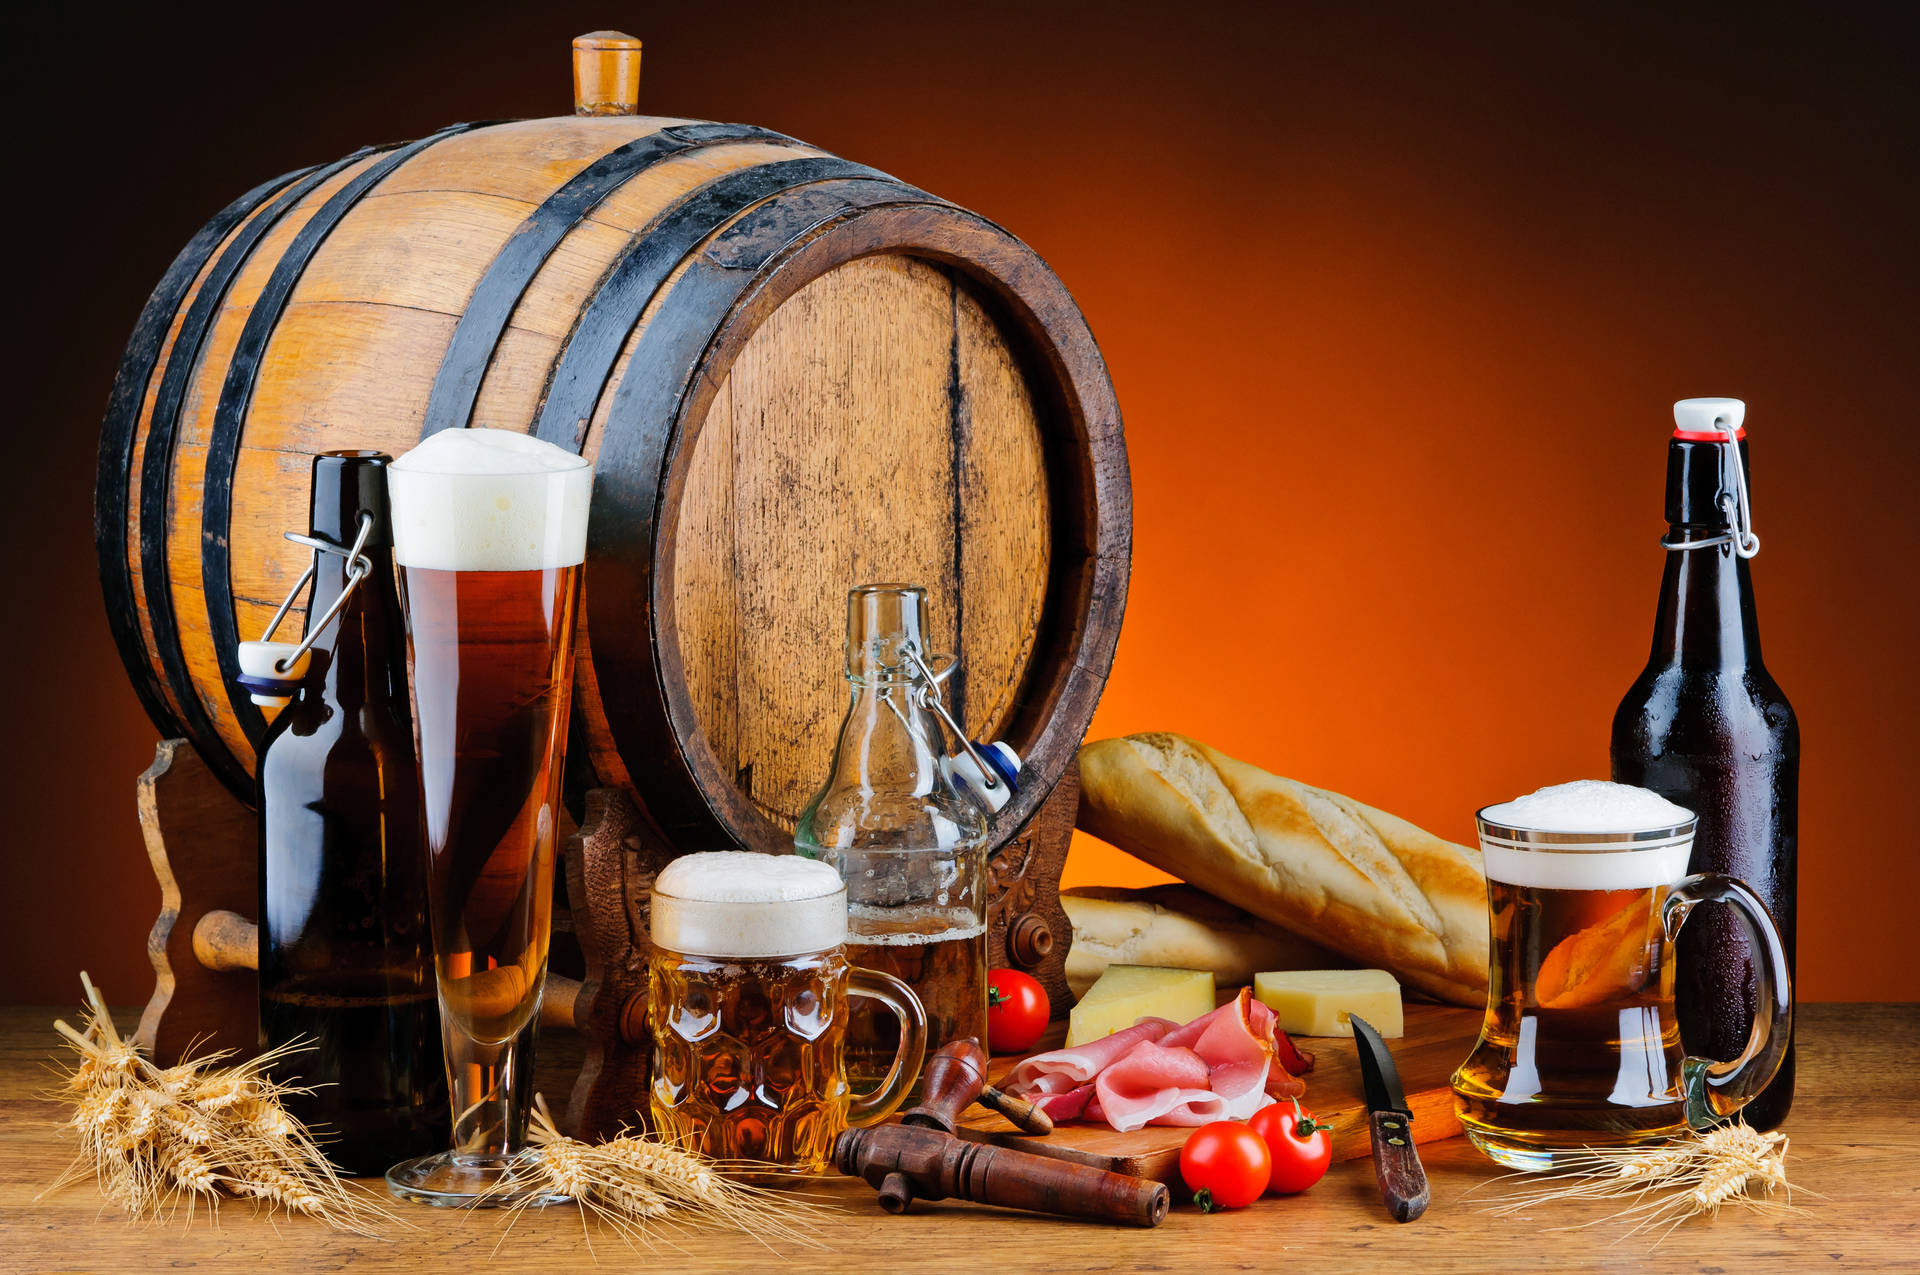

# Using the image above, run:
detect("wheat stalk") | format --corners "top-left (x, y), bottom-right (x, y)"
top-left (475, 1095), bottom-right (838, 1257)
top-left (1472, 1120), bottom-right (1811, 1246)
top-left (39, 973), bottom-right (394, 1235)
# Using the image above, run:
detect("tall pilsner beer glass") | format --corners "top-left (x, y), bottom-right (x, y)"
top-left (382, 428), bottom-right (592, 1205)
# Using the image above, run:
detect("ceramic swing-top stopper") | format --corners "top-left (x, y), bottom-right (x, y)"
top-left (236, 641), bottom-right (312, 708)
top-left (943, 740), bottom-right (1023, 814)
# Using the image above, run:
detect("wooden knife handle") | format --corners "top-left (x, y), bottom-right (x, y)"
top-left (1369, 1111), bottom-right (1429, 1222)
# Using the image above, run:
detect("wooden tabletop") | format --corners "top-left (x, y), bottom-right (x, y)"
top-left (2, 1003), bottom-right (1913, 1272)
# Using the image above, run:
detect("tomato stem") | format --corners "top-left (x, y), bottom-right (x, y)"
top-left (1193, 1188), bottom-right (1219, 1214)
top-left (988, 984), bottom-right (1006, 1006)
top-left (1291, 1096), bottom-right (1332, 1137)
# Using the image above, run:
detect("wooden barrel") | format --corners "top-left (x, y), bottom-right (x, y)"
top-left (96, 38), bottom-right (1129, 853)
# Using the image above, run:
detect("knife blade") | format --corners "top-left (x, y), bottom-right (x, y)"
top-left (1349, 1014), bottom-right (1430, 1222)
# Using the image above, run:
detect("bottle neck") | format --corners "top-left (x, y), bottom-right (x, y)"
top-left (295, 549), bottom-right (406, 712)
top-left (826, 679), bottom-right (945, 797)
top-left (1649, 436), bottom-right (1763, 670)
top-left (1648, 545), bottom-right (1762, 669)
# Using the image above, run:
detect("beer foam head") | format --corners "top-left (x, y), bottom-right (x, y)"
top-left (1478, 781), bottom-right (1695, 890)
top-left (1482, 781), bottom-right (1692, 834)
top-left (388, 428), bottom-right (592, 571)
top-left (651, 852), bottom-right (847, 957)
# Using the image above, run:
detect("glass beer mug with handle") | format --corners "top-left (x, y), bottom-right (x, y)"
top-left (648, 852), bottom-right (927, 1176)
top-left (382, 428), bottom-right (593, 1206)
top-left (1450, 781), bottom-right (1792, 1171)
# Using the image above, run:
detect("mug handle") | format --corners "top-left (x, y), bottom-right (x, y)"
top-left (1663, 873), bottom-right (1794, 1128)
top-left (845, 967), bottom-right (928, 1128)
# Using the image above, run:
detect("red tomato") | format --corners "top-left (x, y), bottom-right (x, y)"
top-left (1179, 1121), bottom-right (1272, 1211)
top-left (1248, 1098), bottom-right (1333, 1194)
top-left (985, 969), bottom-right (1049, 1054)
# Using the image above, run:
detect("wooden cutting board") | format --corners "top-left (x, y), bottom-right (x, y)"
top-left (958, 1002), bottom-right (1483, 1184)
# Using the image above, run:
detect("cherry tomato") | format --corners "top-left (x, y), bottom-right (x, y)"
top-left (1179, 1121), bottom-right (1272, 1211)
top-left (1248, 1097), bottom-right (1333, 1194)
top-left (985, 969), bottom-right (1049, 1054)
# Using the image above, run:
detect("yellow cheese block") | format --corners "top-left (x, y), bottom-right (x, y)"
top-left (1253, 969), bottom-right (1404, 1038)
top-left (1065, 965), bottom-right (1216, 1047)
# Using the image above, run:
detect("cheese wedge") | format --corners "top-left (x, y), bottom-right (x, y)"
top-left (1066, 965), bottom-right (1216, 1047)
top-left (1253, 969), bottom-right (1403, 1038)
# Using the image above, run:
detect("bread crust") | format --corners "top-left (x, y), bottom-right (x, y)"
top-left (1076, 733), bottom-right (1489, 1006)
top-left (1060, 884), bottom-right (1342, 997)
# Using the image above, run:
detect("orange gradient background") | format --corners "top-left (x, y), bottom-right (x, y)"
top-left (8, 5), bottom-right (1915, 1004)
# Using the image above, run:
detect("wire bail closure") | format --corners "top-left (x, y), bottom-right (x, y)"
top-left (1660, 416), bottom-right (1760, 559)
top-left (235, 512), bottom-right (376, 706)
top-left (900, 642), bottom-right (998, 791)
top-left (897, 640), bottom-right (1023, 814)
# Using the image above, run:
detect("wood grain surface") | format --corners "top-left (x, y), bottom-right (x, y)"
top-left (99, 109), bottom-right (1129, 863)
top-left (959, 1002), bottom-right (1481, 1182)
top-left (3, 1003), bottom-right (1911, 1272)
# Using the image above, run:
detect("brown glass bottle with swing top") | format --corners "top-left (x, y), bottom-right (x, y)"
top-left (1611, 399), bottom-right (1798, 1131)
top-left (243, 451), bottom-right (448, 1173)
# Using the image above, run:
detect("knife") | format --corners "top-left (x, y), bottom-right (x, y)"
top-left (1349, 1014), bottom-right (1430, 1222)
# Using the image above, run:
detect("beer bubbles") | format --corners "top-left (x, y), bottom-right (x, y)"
top-left (1478, 781), bottom-right (1696, 891)
top-left (388, 427), bottom-right (592, 573)
top-left (651, 852), bottom-right (850, 959)
top-left (1482, 780), bottom-right (1693, 833)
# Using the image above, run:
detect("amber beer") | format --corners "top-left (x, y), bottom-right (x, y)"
top-left (844, 905), bottom-right (987, 1092)
top-left (1451, 875), bottom-right (1689, 1157)
top-left (1451, 782), bottom-right (1792, 1171)
top-left (383, 428), bottom-right (592, 1205)
top-left (403, 561), bottom-right (577, 1043)
top-left (648, 853), bottom-right (926, 1176)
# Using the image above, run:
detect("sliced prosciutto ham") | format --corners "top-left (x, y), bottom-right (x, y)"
top-left (1001, 1017), bottom-right (1176, 1095)
top-left (1090, 1040), bottom-right (1273, 1131)
top-left (1005, 989), bottom-right (1312, 1130)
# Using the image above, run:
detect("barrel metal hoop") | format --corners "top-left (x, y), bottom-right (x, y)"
top-left (202, 122), bottom-right (494, 750)
top-left (422, 123), bottom-right (800, 437)
top-left (585, 179), bottom-right (954, 845)
top-left (135, 154), bottom-right (373, 794)
top-left (528, 156), bottom-right (900, 452)
top-left (97, 164), bottom-right (317, 749)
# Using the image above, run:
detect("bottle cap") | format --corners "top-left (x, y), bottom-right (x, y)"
top-left (1673, 397), bottom-right (1746, 441)
top-left (236, 641), bottom-right (311, 707)
top-left (943, 740), bottom-right (1023, 814)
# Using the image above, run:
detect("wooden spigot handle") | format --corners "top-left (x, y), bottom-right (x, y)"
top-left (572, 31), bottom-right (641, 116)
top-left (977, 1083), bottom-right (1054, 1136)
top-left (899, 1038), bottom-right (988, 1135)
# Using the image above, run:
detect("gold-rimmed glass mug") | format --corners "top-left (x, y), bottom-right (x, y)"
top-left (1450, 787), bottom-right (1792, 1170)
top-left (647, 852), bottom-right (927, 1176)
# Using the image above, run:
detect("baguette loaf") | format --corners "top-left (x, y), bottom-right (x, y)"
top-left (1076, 733), bottom-right (1489, 1006)
top-left (1060, 884), bottom-right (1345, 998)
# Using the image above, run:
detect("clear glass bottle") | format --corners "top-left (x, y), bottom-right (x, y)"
top-left (795, 585), bottom-right (989, 1092)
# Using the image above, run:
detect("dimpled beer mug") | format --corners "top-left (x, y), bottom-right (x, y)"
top-left (1451, 781), bottom-right (1792, 1170)
top-left (648, 852), bottom-right (928, 1175)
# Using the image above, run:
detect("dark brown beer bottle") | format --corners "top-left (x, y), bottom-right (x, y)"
top-left (1611, 399), bottom-right (1798, 1130)
top-left (255, 451), bottom-right (448, 1174)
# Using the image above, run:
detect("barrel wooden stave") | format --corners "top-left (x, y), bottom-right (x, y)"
top-left (670, 255), bottom-right (1053, 830)
top-left (103, 112), bottom-right (1128, 854)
